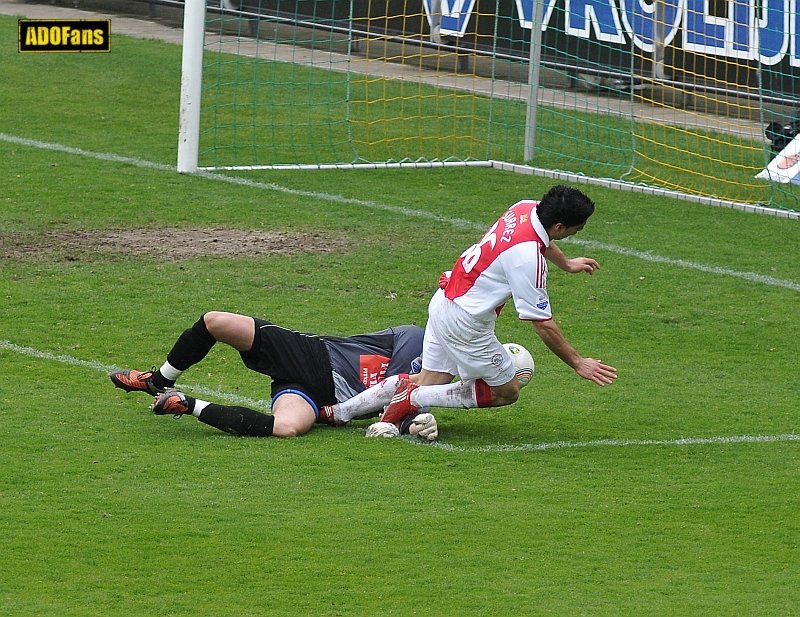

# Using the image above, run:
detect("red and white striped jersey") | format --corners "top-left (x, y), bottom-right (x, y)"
top-left (442, 200), bottom-right (553, 322)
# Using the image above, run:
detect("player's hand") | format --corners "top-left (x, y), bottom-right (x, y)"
top-left (565, 257), bottom-right (600, 275)
top-left (575, 358), bottom-right (617, 386)
top-left (408, 412), bottom-right (439, 441)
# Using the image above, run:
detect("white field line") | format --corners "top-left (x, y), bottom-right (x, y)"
top-left (3, 339), bottom-right (798, 453)
top-left (567, 238), bottom-right (800, 292)
top-left (2, 132), bottom-right (799, 293)
top-left (0, 340), bottom-right (272, 411)
top-left (403, 433), bottom-right (800, 453)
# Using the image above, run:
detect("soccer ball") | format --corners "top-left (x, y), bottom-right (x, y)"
top-left (503, 342), bottom-right (534, 388)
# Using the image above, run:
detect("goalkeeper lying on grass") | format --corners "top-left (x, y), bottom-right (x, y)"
top-left (110, 311), bottom-right (438, 440)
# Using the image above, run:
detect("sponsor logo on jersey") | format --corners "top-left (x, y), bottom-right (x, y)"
top-left (19, 19), bottom-right (111, 53)
top-left (360, 355), bottom-right (390, 388)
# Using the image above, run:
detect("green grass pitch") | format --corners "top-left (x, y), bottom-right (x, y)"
top-left (1, 12), bottom-right (799, 617)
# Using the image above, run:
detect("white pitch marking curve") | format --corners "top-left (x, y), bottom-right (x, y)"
top-left (3, 339), bottom-right (797, 453)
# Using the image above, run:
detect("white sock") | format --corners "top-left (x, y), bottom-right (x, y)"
top-left (192, 399), bottom-right (210, 418)
top-left (159, 361), bottom-right (183, 382)
top-left (334, 374), bottom-right (403, 422)
top-left (412, 380), bottom-right (478, 409)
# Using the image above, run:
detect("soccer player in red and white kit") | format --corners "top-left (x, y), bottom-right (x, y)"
top-left (330, 184), bottom-right (618, 436)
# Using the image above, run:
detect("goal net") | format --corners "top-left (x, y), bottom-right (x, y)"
top-left (178, 0), bottom-right (534, 171)
top-left (177, 0), bottom-right (800, 214)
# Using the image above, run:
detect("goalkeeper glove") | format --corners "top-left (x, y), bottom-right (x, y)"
top-left (407, 412), bottom-right (438, 441)
top-left (365, 422), bottom-right (400, 438)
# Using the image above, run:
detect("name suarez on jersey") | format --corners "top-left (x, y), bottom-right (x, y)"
top-left (499, 207), bottom-right (521, 244)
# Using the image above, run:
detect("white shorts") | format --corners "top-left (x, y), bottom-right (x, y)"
top-left (422, 289), bottom-right (516, 386)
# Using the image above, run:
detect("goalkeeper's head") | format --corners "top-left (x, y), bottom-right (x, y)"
top-left (537, 185), bottom-right (596, 231)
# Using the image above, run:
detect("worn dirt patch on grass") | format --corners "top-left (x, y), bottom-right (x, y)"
top-left (0, 228), bottom-right (344, 261)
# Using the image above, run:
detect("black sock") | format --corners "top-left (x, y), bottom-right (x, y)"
top-left (150, 372), bottom-right (174, 391)
top-left (197, 404), bottom-right (275, 437)
top-left (182, 394), bottom-right (197, 413)
top-left (166, 314), bottom-right (217, 372)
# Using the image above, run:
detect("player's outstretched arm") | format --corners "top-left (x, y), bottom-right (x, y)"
top-left (544, 243), bottom-right (599, 275)
top-left (532, 319), bottom-right (617, 386)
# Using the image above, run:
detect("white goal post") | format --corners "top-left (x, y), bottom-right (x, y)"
top-left (177, 0), bottom-right (206, 173)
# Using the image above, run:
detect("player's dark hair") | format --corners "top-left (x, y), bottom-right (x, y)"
top-left (537, 185), bottom-right (595, 229)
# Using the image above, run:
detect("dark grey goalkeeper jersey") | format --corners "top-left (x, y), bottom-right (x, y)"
top-left (323, 325), bottom-right (424, 403)
top-left (243, 319), bottom-right (424, 410)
